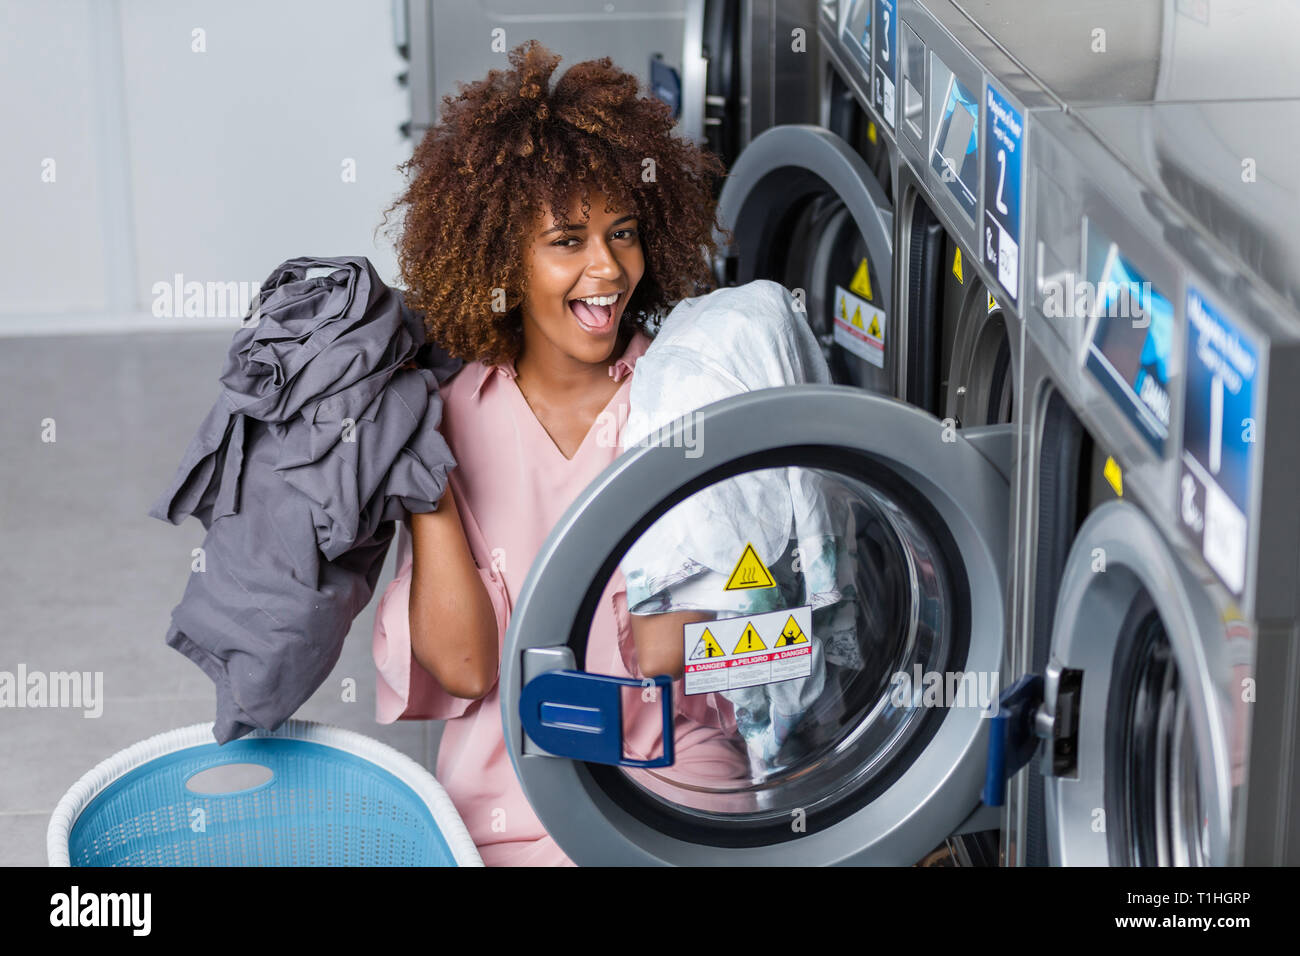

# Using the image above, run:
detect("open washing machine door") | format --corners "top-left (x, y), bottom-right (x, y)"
top-left (500, 385), bottom-right (1012, 864)
top-left (1032, 500), bottom-right (1241, 866)
top-left (714, 125), bottom-right (895, 394)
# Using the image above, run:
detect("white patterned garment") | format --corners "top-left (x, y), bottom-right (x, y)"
top-left (619, 281), bottom-right (862, 772)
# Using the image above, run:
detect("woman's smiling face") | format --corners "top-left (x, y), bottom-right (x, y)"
top-left (519, 189), bottom-right (645, 367)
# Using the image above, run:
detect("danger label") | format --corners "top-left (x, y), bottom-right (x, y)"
top-left (832, 285), bottom-right (885, 368)
top-left (683, 605), bottom-right (814, 696)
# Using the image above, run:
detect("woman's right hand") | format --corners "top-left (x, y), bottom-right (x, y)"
top-left (407, 484), bottom-right (500, 699)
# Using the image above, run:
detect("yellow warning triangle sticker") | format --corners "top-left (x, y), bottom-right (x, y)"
top-left (867, 314), bottom-right (882, 338)
top-left (688, 628), bottom-right (726, 660)
top-left (723, 541), bottom-right (776, 591)
top-left (774, 615), bottom-right (809, 647)
top-left (867, 120), bottom-right (878, 145)
top-left (839, 295), bottom-right (847, 319)
top-left (851, 305), bottom-right (865, 330)
top-left (952, 246), bottom-right (964, 283)
top-left (732, 622), bottom-right (766, 654)
top-left (988, 291), bottom-right (997, 313)
top-left (1103, 456), bottom-right (1123, 497)
top-left (850, 258), bottom-right (873, 301)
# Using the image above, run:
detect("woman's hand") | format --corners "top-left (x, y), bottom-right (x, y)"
top-left (407, 485), bottom-right (500, 699)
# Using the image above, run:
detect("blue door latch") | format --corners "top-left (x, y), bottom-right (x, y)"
top-left (519, 670), bottom-right (676, 769)
top-left (982, 673), bottom-right (1044, 806)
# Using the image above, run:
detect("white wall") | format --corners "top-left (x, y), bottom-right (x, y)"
top-left (0, 0), bottom-right (410, 334)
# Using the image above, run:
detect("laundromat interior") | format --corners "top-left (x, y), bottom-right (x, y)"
top-left (4, 0), bottom-right (1300, 870)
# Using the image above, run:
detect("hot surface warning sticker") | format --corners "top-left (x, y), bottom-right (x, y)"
top-left (683, 605), bottom-right (814, 696)
top-left (723, 541), bottom-right (777, 590)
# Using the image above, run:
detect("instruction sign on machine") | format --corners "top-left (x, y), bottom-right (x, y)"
top-left (1178, 286), bottom-right (1260, 596)
top-left (982, 82), bottom-right (1023, 302)
top-left (873, 0), bottom-right (897, 128)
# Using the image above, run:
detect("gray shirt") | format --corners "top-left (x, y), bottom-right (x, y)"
top-left (149, 256), bottom-right (461, 743)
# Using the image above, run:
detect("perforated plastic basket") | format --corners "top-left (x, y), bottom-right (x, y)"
top-left (47, 720), bottom-right (482, 866)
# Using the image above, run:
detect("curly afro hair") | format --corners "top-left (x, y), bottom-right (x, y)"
top-left (379, 39), bottom-right (732, 365)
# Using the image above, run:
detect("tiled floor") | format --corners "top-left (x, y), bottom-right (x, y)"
top-left (0, 331), bottom-right (442, 866)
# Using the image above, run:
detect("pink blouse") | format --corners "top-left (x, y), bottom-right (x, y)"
top-left (372, 330), bottom-right (748, 866)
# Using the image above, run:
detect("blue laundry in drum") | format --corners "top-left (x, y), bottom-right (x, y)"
top-left (148, 256), bottom-right (462, 744)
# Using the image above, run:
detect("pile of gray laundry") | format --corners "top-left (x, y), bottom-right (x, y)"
top-left (148, 255), bottom-right (461, 744)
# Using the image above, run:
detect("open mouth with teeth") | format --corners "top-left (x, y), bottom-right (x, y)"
top-left (568, 291), bottom-right (623, 334)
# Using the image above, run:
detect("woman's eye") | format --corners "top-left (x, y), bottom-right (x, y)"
top-left (551, 228), bottom-right (637, 248)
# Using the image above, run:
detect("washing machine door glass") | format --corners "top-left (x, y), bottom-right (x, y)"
top-left (502, 385), bottom-right (1011, 864)
top-left (1109, 603), bottom-right (1210, 866)
top-left (598, 464), bottom-right (957, 820)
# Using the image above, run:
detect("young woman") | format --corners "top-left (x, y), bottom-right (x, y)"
top-left (372, 40), bottom-right (748, 865)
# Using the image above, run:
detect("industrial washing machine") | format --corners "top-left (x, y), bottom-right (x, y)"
top-left (711, 122), bottom-right (896, 394)
top-left (704, 1), bottom-right (897, 396)
top-left (490, 0), bottom-right (1069, 864)
top-left (970, 0), bottom-right (1300, 865)
top-left (881, 0), bottom-right (1048, 430)
top-left (500, 384), bottom-right (1014, 864)
top-left (714, 2), bottom-right (1029, 409)
top-left (397, 0), bottom-right (1300, 866)
top-left (382, 0), bottom-right (1023, 866)
top-left (810, 0), bottom-right (1058, 861)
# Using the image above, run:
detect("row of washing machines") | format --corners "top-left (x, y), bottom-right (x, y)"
top-left (416, 0), bottom-right (1300, 865)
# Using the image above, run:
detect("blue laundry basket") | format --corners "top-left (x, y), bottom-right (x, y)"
top-left (47, 720), bottom-right (482, 866)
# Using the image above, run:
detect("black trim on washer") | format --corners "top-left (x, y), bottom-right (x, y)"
top-left (1025, 389), bottom-right (1086, 866)
top-left (826, 69), bottom-right (893, 203)
top-left (985, 324), bottom-right (1013, 425)
top-left (1104, 593), bottom-right (1174, 866)
top-left (906, 197), bottom-right (945, 415)
top-left (703, 0), bottom-right (741, 176)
